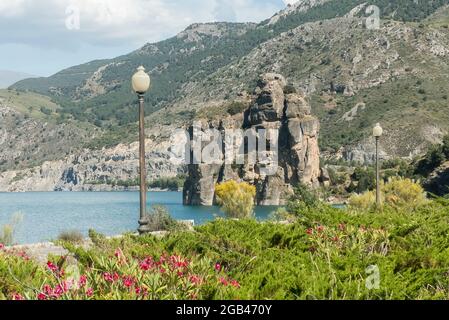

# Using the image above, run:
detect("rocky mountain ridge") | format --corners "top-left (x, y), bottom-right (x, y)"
top-left (2, 1), bottom-right (449, 192)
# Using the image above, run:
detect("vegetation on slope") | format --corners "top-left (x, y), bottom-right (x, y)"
top-left (9, 1), bottom-right (449, 151)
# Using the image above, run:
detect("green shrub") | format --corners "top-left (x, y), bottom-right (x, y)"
top-left (383, 177), bottom-right (427, 210)
top-left (0, 213), bottom-right (23, 246)
top-left (349, 177), bottom-right (427, 211)
top-left (348, 190), bottom-right (376, 211)
top-left (286, 184), bottom-right (322, 215)
top-left (226, 102), bottom-right (248, 116)
top-left (57, 230), bottom-right (84, 243)
top-left (215, 180), bottom-right (256, 219)
top-left (143, 206), bottom-right (187, 232)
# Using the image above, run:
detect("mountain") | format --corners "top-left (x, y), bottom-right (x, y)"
top-left (0, 70), bottom-right (36, 89)
top-left (2, 0), bottom-right (449, 191)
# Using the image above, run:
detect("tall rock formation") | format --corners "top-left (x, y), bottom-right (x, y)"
top-left (183, 73), bottom-right (321, 206)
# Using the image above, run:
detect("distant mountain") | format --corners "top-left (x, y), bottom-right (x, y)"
top-left (6, 0), bottom-right (449, 169)
top-left (0, 70), bottom-right (36, 89)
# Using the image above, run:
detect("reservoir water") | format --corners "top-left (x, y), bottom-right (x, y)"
top-left (0, 192), bottom-right (279, 244)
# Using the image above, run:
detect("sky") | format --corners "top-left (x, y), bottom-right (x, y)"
top-left (0, 0), bottom-right (297, 77)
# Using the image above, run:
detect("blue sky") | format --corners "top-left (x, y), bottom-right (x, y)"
top-left (0, 0), bottom-right (293, 77)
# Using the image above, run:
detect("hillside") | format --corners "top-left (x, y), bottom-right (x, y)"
top-left (2, 0), bottom-right (449, 183)
top-left (0, 89), bottom-right (98, 172)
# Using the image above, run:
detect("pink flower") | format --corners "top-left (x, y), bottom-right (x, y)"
top-left (18, 251), bottom-right (29, 261)
top-left (86, 288), bottom-right (93, 297)
top-left (189, 275), bottom-right (201, 285)
top-left (54, 282), bottom-right (69, 296)
top-left (215, 263), bottom-right (222, 272)
top-left (122, 276), bottom-right (134, 288)
top-left (12, 293), bottom-right (24, 300)
top-left (37, 293), bottom-right (47, 300)
top-left (135, 286), bottom-right (148, 296)
top-left (159, 267), bottom-right (166, 274)
top-left (306, 228), bottom-right (313, 235)
top-left (332, 236), bottom-right (339, 242)
top-left (47, 261), bottom-right (58, 273)
top-left (317, 225), bottom-right (324, 233)
top-left (169, 255), bottom-right (189, 270)
top-left (230, 280), bottom-right (240, 288)
top-left (114, 248), bottom-right (127, 264)
top-left (219, 277), bottom-right (228, 286)
top-left (103, 272), bottom-right (114, 283)
top-left (0, 243), bottom-right (4, 250)
top-left (43, 284), bottom-right (53, 295)
top-left (140, 257), bottom-right (154, 271)
top-left (79, 275), bottom-right (87, 287)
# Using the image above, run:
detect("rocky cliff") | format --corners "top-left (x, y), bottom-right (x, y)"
top-left (0, 140), bottom-right (182, 192)
top-left (183, 73), bottom-right (321, 206)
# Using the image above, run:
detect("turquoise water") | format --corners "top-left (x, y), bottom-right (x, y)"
top-left (0, 192), bottom-right (279, 244)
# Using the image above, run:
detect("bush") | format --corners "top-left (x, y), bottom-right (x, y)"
top-left (143, 206), bottom-right (187, 232)
top-left (0, 213), bottom-right (23, 246)
top-left (226, 102), bottom-right (248, 116)
top-left (383, 177), bottom-right (427, 210)
top-left (57, 230), bottom-right (84, 243)
top-left (286, 184), bottom-right (322, 215)
top-left (350, 167), bottom-right (376, 193)
top-left (349, 177), bottom-right (427, 211)
top-left (215, 180), bottom-right (256, 219)
top-left (348, 190), bottom-right (376, 211)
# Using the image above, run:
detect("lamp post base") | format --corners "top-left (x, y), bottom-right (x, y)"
top-left (138, 218), bottom-right (151, 235)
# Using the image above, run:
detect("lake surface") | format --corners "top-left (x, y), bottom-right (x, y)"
top-left (0, 192), bottom-right (279, 244)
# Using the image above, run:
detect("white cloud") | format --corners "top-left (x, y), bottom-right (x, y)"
top-left (0, 0), bottom-right (285, 75)
top-left (0, 0), bottom-right (283, 48)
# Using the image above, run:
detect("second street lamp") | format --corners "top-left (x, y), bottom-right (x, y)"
top-left (373, 123), bottom-right (383, 210)
top-left (132, 66), bottom-right (151, 234)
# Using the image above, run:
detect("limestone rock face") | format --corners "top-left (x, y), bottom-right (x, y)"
top-left (183, 73), bottom-right (321, 206)
top-left (0, 141), bottom-right (183, 192)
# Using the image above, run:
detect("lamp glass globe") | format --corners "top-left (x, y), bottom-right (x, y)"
top-left (373, 123), bottom-right (383, 137)
top-left (132, 66), bottom-right (151, 94)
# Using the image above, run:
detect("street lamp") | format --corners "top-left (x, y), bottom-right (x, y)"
top-left (132, 66), bottom-right (151, 234)
top-left (373, 123), bottom-right (383, 210)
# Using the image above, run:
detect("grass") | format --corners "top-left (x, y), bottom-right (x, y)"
top-left (0, 89), bottom-right (60, 121)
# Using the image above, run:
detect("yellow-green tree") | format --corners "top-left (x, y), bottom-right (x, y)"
top-left (349, 177), bottom-right (427, 211)
top-left (215, 180), bottom-right (256, 219)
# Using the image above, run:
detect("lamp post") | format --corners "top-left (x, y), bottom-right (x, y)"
top-left (373, 123), bottom-right (383, 210)
top-left (132, 66), bottom-right (151, 234)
